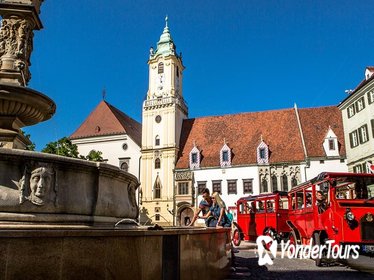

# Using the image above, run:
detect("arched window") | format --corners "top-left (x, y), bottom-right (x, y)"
top-left (155, 135), bottom-right (160, 146)
top-left (158, 62), bottom-right (164, 74)
top-left (292, 177), bottom-right (298, 187)
top-left (261, 179), bottom-right (268, 193)
top-left (120, 162), bottom-right (129, 172)
top-left (272, 175), bottom-right (278, 191)
top-left (282, 175), bottom-right (288, 191)
top-left (155, 158), bottom-right (161, 169)
top-left (154, 176), bottom-right (161, 199)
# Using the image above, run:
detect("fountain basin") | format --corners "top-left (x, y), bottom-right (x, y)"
top-left (0, 148), bottom-right (139, 224)
top-left (0, 84), bottom-right (55, 129)
top-left (0, 225), bottom-right (232, 280)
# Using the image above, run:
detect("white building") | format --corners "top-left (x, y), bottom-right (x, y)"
top-left (70, 100), bottom-right (142, 178)
top-left (174, 106), bottom-right (347, 226)
top-left (338, 66), bottom-right (374, 172)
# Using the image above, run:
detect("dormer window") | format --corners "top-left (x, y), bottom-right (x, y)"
top-left (158, 62), bottom-right (164, 74)
top-left (191, 153), bottom-right (198, 164)
top-left (259, 148), bottom-right (266, 159)
top-left (220, 143), bottom-right (231, 168)
top-left (257, 140), bottom-right (269, 164)
top-left (222, 150), bottom-right (229, 162)
top-left (323, 127), bottom-right (340, 157)
top-left (329, 139), bottom-right (335, 150)
top-left (189, 144), bottom-right (201, 170)
top-left (365, 67), bottom-right (374, 80)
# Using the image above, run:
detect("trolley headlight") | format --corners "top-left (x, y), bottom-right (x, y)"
top-left (345, 208), bottom-right (355, 221)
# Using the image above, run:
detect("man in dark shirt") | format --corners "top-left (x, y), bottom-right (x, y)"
top-left (188, 188), bottom-right (213, 226)
top-left (316, 190), bottom-right (327, 214)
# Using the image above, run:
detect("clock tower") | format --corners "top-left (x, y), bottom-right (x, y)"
top-left (140, 17), bottom-right (188, 225)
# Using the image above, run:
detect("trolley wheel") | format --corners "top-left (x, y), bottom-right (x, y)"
top-left (263, 228), bottom-right (276, 250)
top-left (232, 229), bottom-right (241, 247)
top-left (287, 231), bottom-right (298, 256)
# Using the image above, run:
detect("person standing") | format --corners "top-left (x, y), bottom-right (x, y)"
top-left (188, 188), bottom-right (212, 226)
top-left (205, 192), bottom-right (231, 228)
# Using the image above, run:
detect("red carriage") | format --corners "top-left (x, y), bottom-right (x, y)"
top-left (232, 191), bottom-right (290, 246)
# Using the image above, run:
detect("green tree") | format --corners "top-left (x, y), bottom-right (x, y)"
top-left (85, 149), bottom-right (104, 162)
top-left (42, 137), bottom-right (79, 158)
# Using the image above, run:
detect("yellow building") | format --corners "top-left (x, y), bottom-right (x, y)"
top-left (140, 18), bottom-right (188, 226)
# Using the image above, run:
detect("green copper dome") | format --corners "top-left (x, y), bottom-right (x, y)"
top-left (151, 16), bottom-right (180, 58)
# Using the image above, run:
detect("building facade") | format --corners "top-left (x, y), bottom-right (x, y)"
top-left (174, 106), bottom-right (347, 226)
top-left (338, 67), bottom-right (374, 173)
top-left (70, 20), bottom-right (350, 227)
top-left (139, 18), bottom-right (188, 226)
top-left (70, 100), bottom-right (142, 178)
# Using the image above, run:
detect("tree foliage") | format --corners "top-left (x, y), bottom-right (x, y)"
top-left (42, 137), bottom-right (104, 162)
top-left (42, 137), bottom-right (79, 158)
top-left (84, 150), bottom-right (104, 162)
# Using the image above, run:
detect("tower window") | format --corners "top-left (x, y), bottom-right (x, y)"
top-left (176, 66), bottom-right (179, 77)
top-left (155, 135), bottom-right (160, 146)
top-left (158, 62), bottom-right (164, 74)
top-left (153, 176), bottom-right (162, 199)
top-left (155, 158), bottom-right (161, 169)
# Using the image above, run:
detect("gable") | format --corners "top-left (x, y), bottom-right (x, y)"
top-left (70, 101), bottom-right (142, 146)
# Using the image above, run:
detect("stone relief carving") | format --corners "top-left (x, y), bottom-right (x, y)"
top-left (175, 171), bottom-right (192, 181)
top-left (0, 16), bottom-right (34, 83)
top-left (16, 166), bottom-right (56, 206)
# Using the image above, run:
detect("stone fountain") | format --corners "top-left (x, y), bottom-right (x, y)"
top-left (0, 1), bottom-right (231, 279)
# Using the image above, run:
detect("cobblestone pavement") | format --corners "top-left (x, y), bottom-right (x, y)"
top-left (226, 242), bottom-right (374, 280)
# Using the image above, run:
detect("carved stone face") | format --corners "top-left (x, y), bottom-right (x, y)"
top-left (29, 167), bottom-right (52, 205)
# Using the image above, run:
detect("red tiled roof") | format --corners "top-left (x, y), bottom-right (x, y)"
top-left (367, 66), bottom-right (374, 71)
top-left (176, 106), bottom-right (345, 169)
top-left (298, 106), bottom-right (345, 157)
top-left (70, 100), bottom-right (142, 146)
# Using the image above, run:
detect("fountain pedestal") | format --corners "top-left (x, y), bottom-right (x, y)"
top-left (0, 0), bottom-right (54, 149)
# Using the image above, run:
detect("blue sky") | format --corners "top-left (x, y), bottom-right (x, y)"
top-left (24, 0), bottom-right (374, 150)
